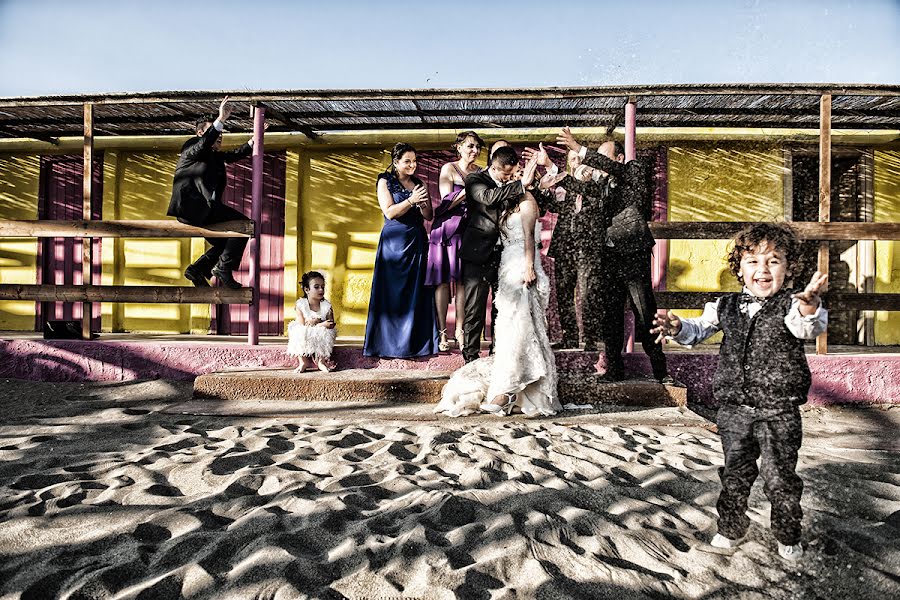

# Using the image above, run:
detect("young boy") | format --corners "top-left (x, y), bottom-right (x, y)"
top-left (651, 223), bottom-right (828, 561)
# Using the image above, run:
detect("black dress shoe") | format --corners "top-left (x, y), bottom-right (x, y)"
top-left (597, 370), bottom-right (625, 383)
top-left (184, 266), bottom-right (210, 287)
top-left (657, 375), bottom-right (680, 386)
top-left (211, 267), bottom-right (242, 290)
top-left (551, 339), bottom-right (579, 350)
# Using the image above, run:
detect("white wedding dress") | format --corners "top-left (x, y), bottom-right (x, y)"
top-left (435, 212), bottom-right (561, 417)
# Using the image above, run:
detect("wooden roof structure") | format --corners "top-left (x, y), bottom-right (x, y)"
top-left (0, 84), bottom-right (898, 143)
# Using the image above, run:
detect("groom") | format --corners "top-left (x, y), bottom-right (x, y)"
top-left (459, 146), bottom-right (537, 363)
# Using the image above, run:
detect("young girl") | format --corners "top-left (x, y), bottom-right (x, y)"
top-left (651, 223), bottom-right (828, 561)
top-left (287, 271), bottom-right (337, 372)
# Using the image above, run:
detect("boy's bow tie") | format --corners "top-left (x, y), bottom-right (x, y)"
top-left (739, 293), bottom-right (769, 306)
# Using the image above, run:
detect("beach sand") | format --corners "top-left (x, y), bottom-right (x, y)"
top-left (0, 378), bottom-right (897, 599)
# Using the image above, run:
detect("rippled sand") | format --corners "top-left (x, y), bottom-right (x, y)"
top-left (0, 379), bottom-right (897, 599)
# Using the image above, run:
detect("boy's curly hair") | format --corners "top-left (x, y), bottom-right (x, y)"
top-left (726, 223), bottom-right (803, 280)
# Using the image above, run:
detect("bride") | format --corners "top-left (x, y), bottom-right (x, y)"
top-left (434, 190), bottom-right (561, 417)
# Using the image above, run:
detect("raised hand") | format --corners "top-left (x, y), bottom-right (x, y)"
top-left (792, 271), bottom-right (828, 310)
top-left (218, 96), bottom-right (232, 122)
top-left (521, 156), bottom-right (539, 187)
top-left (574, 164), bottom-right (593, 182)
top-left (650, 310), bottom-right (682, 345)
top-left (556, 126), bottom-right (582, 153)
top-left (522, 143), bottom-right (551, 167)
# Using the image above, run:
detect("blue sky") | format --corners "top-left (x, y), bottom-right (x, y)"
top-left (0, 0), bottom-right (897, 96)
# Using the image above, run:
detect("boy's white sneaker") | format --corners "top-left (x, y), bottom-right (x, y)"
top-left (710, 533), bottom-right (741, 549)
top-left (778, 542), bottom-right (803, 561)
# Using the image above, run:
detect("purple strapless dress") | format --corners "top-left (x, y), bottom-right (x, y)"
top-left (425, 165), bottom-right (468, 285)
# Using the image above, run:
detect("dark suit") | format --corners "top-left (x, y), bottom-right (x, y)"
top-left (459, 170), bottom-right (527, 363)
top-left (550, 174), bottom-right (608, 347)
top-left (580, 150), bottom-right (667, 380)
top-left (168, 125), bottom-right (253, 275)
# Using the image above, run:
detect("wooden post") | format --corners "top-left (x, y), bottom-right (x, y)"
top-left (248, 104), bottom-right (266, 345)
top-left (817, 94), bottom-right (831, 355)
top-left (624, 97), bottom-right (637, 352)
top-left (82, 103), bottom-right (94, 340)
top-left (624, 97), bottom-right (637, 162)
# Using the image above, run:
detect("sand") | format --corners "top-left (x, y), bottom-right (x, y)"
top-left (0, 378), bottom-right (897, 599)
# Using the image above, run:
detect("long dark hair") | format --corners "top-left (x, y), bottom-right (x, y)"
top-left (388, 142), bottom-right (416, 178)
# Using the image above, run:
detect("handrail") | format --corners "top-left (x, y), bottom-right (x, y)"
top-left (0, 219), bottom-right (252, 238)
top-left (649, 221), bottom-right (900, 240)
top-left (0, 284), bottom-right (251, 304)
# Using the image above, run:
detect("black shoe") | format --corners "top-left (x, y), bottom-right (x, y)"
top-left (211, 266), bottom-right (242, 290)
top-left (597, 369), bottom-right (625, 383)
top-left (657, 375), bottom-right (681, 386)
top-left (552, 339), bottom-right (579, 350)
top-left (184, 266), bottom-right (210, 287)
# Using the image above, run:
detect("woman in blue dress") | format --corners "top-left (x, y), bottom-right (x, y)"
top-left (363, 143), bottom-right (439, 358)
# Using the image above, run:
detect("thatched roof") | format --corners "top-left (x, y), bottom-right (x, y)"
top-left (0, 84), bottom-right (898, 142)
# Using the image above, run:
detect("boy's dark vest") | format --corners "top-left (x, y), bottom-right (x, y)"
top-left (713, 289), bottom-right (811, 409)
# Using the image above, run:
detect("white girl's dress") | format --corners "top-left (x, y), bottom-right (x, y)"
top-left (435, 212), bottom-right (561, 417)
top-left (287, 298), bottom-right (337, 360)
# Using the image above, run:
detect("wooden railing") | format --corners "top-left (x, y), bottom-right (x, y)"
top-left (648, 221), bottom-right (900, 314)
top-left (0, 219), bottom-right (254, 336)
top-left (2, 218), bottom-right (899, 351)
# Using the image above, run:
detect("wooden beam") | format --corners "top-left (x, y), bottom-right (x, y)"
top-left (0, 219), bottom-right (253, 238)
top-left (0, 85), bottom-right (897, 112)
top-left (0, 284), bottom-right (252, 304)
top-left (82, 102), bottom-right (94, 340)
top-left (654, 291), bottom-right (900, 312)
top-left (817, 94), bottom-right (832, 355)
top-left (647, 221), bottom-right (900, 240)
top-left (256, 102), bottom-right (318, 139)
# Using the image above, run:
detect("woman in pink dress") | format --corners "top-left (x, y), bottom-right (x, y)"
top-left (427, 131), bottom-right (485, 351)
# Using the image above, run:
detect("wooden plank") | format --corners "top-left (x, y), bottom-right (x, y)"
top-left (0, 284), bottom-right (252, 304)
top-left (0, 219), bottom-right (253, 238)
top-left (654, 291), bottom-right (900, 311)
top-left (5, 219), bottom-right (895, 242)
top-left (817, 94), bottom-right (832, 355)
top-left (647, 221), bottom-right (900, 240)
top-left (82, 102), bottom-right (93, 340)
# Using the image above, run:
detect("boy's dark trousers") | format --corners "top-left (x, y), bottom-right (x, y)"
top-left (715, 404), bottom-right (804, 545)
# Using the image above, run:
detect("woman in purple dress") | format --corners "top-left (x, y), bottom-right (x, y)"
top-left (427, 131), bottom-right (485, 351)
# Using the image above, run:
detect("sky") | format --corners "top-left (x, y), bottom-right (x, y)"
top-left (0, 0), bottom-right (897, 97)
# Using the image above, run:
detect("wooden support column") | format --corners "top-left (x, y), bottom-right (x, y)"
top-left (82, 103), bottom-right (94, 340)
top-left (248, 104), bottom-right (266, 345)
top-left (817, 94), bottom-right (831, 355)
top-left (625, 97), bottom-right (637, 352)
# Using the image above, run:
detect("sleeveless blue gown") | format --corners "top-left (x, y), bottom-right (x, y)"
top-left (363, 172), bottom-right (439, 358)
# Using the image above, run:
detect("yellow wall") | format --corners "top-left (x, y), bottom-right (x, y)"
top-left (874, 150), bottom-right (900, 343)
top-left (0, 155), bottom-right (40, 330)
top-left (99, 150), bottom-right (213, 333)
top-left (298, 148), bottom-right (390, 338)
top-left (667, 144), bottom-right (785, 341)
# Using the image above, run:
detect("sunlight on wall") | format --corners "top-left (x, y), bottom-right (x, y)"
top-left (299, 149), bottom-right (389, 337)
top-left (282, 150), bottom-right (301, 333)
top-left (667, 144), bottom-right (784, 341)
top-left (874, 150), bottom-right (900, 344)
top-left (107, 151), bottom-right (206, 333)
top-left (0, 154), bottom-right (39, 329)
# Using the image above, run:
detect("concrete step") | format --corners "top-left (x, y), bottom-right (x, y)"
top-left (193, 368), bottom-right (687, 407)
